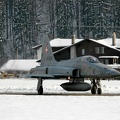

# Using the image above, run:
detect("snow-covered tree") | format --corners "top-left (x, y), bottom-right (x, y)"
top-left (0, 1), bottom-right (6, 59)
top-left (113, 0), bottom-right (120, 37)
top-left (80, 0), bottom-right (110, 39)
top-left (35, 0), bottom-right (50, 42)
top-left (1, 0), bottom-right (120, 61)
top-left (80, 0), bottom-right (120, 39)
top-left (0, 0), bottom-right (37, 59)
top-left (13, 0), bottom-right (37, 59)
top-left (55, 0), bottom-right (75, 38)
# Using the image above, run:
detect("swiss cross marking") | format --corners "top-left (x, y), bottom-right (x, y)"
top-left (45, 47), bottom-right (48, 53)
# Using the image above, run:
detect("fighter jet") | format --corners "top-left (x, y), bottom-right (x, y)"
top-left (28, 37), bottom-right (120, 95)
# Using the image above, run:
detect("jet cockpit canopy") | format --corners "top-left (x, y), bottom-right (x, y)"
top-left (80, 56), bottom-right (100, 63)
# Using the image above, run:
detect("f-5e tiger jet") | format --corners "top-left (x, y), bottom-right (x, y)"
top-left (27, 37), bottom-right (120, 95)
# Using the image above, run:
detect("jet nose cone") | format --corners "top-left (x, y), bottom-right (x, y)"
top-left (111, 70), bottom-right (120, 77)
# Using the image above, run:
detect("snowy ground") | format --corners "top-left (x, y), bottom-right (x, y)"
top-left (0, 79), bottom-right (120, 120)
top-left (0, 78), bottom-right (120, 94)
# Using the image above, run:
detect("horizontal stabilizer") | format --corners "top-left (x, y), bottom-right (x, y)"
top-left (25, 74), bottom-right (54, 78)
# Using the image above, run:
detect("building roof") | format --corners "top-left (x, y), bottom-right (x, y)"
top-left (0, 59), bottom-right (39, 71)
top-left (99, 38), bottom-right (120, 48)
top-left (90, 39), bottom-right (120, 51)
top-left (32, 38), bottom-right (82, 49)
top-left (33, 37), bottom-right (120, 51)
top-left (99, 56), bottom-right (119, 59)
top-left (89, 39), bottom-right (120, 52)
top-left (50, 38), bottom-right (81, 47)
top-left (54, 38), bottom-right (120, 55)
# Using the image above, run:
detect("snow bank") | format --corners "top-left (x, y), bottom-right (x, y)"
top-left (0, 59), bottom-right (39, 71)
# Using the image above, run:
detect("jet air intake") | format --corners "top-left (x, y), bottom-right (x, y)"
top-left (60, 82), bottom-right (91, 91)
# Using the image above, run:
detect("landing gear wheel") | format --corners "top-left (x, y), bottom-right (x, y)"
top-left (38, 86), bottom-right (43, 95)
top-left (97, 88), bottom-right (102, 95)
top-left (91, 79), bottom-right (97, 94)
top-left (91, 86), bottom-right (96, 94)
top-left (91, 79), bottom-right (102, 95)
top-left (37, 78), bottom-right (43, 95)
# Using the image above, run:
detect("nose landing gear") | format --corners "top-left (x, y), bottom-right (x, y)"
top-left (91, 79), bottom-right (102, 95)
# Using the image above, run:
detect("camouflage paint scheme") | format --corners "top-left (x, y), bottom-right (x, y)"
top-left (27, 37), bottom-right (120, 95)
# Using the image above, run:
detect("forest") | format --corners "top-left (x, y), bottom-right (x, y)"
top-left (0, 0), bottom-right (120, 60)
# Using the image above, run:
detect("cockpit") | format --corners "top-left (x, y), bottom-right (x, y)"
top-left (80, 56), bottom-right (100, 63)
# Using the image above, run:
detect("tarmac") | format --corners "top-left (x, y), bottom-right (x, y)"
top-left (0, 92), bottom-right (120, 96)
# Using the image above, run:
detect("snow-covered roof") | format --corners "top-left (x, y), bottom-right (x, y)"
top-left (50, 38), bottom-right (81, 47)
top-left (33, 37), bottom-right (120, 49)
top-left (33, 38), bottom-right (120, 56)
top-left (99, 38), bottom-right (120, 48)
top-left (0, 59), bottom-right (39, 71)
top-left (32, 38), bottom-right (82, 49)
top-left (89, 39), bottom-right (120, 52)
top-left (99, 56), bottom-right (119, 59)
top-left (54, 38), bottom-right (120, 55)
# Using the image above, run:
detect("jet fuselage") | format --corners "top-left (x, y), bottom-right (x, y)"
top-left (30, 55), bottom-right (120, 79)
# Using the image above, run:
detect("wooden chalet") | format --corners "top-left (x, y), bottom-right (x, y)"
top-left (54, 38), bottom-right (120, 64)
top-left (33, 36), bottom-right (120, 70)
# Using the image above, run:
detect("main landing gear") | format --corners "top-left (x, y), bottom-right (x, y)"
top-left (37, 78), bottom-right (43, 95)
top-left (36, 78), bottom-right (102, 95)
top-left (91, 79), bottom-right (102, 95)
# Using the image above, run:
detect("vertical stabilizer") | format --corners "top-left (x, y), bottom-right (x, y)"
top-left (41, 36), bottom-right (57, 66)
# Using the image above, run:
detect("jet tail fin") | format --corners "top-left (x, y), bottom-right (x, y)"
top-left (41, 35), bottom-right (57, 66)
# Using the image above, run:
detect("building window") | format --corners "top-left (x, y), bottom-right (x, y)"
top-left (95, 47), bottom-right (100, 54)
top-left (105, 59), bottom-right (109, 64)
top-left (101, 47), bottom-right (105, 54)
top-left (100, 59), bottom-right (104, 63)
top-left (82, 49), bottom-right (85, 55)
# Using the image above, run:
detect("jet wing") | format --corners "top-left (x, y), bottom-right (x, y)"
top-left (25, 74), bottom-right (54, 78)
top-left (24, 73), bottom-right (69, 78)
top-left (53, 74), bottom-right (70, 77)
